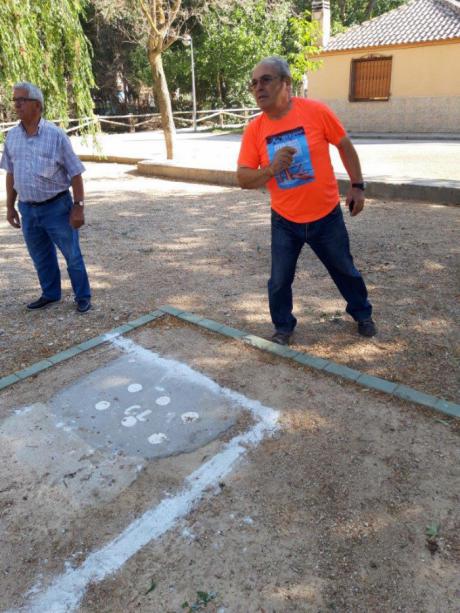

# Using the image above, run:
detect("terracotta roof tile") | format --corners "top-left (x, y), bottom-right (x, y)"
top-left (326, 0), bottom-right (460, 51)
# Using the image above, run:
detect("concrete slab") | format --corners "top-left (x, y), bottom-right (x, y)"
top-left (0, 402), bottom-right (141, 506)
top-left (49, 351), bottom-right (242, 461)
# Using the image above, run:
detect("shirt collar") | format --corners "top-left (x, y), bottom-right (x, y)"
top-left (19, 116), bottom-right (44, 136)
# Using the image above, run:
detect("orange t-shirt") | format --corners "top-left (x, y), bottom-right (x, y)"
top-left (238, 98), bottom-right (346, 223)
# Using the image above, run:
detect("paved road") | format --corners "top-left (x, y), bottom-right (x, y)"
top-left (1, 129), bottom-right (458, 202)
top-left (72, 129), bottom-right (460, 188)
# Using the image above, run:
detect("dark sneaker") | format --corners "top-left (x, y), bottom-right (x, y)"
top-left (271, 331), bottom-right (292, 346)
top-left (358, 318), bottom-right (377, 337)
top-left (76, 299), bottom-right (92, 314)
top-left (27, 296), bottom-right (60, 310)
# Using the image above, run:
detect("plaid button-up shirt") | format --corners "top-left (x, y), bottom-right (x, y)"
top-left (0, 118), bottom-right (85, 202)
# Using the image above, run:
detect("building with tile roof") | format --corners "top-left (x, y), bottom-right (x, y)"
top-left (307, 0), bottom-right (460, 134)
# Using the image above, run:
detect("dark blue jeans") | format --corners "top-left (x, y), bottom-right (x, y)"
top-left (268, 205), bottom-right (372, 334)
top-left (18, 191), bottom-right (91, 302)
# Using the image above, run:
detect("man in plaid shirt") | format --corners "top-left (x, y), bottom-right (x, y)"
top-left (1, 82), bottom-right (92, 313)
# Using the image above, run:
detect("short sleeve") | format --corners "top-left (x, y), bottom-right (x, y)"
top-left (0, 141), bottom-right (13, 173)
top-left (58, 131), bottom-right (85, 177)
top-left (237, 121), bottom-right (261, 169)
top-left (319, 102), bottom-right (347, 146)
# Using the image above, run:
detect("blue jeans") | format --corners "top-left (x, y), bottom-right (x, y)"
top-left (268, 205), bottom-right (372, 334)
top-left (18, 191), bottom-right (91, 302)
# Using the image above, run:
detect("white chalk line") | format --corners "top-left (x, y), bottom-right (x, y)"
top-left (14, 335), bottom-right (279, 613)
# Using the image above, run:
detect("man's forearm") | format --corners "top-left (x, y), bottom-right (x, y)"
top-left (6, 173), bottom-right (17, 208)
top-left (337, 136), bottom-right (363, 183)
top-left (70, 174), bottom-right (84, 202)
top-left (237, 165), bottom-right (274, 189)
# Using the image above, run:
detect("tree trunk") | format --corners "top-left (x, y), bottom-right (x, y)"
top-left (216, 72), bottom-right (223, 106)
top-left (365, 0), bottom-right (377, 19)
top-left (148, 49), bottom-right (176, 159)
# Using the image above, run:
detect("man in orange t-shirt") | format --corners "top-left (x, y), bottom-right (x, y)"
top-left (237, 56), bottom-right (376, 344)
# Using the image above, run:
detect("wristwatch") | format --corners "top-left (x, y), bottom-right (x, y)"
top-left (73, 200), bottom-right (85, 207)
top-left (352, 182), bottom-right (366, 191)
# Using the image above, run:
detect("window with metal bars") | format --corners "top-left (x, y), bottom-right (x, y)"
top-left (349, 56), bottom-right (392, 101)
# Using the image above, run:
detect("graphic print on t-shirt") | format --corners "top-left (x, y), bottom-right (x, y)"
top-left (266, 127), bottom-right (315, 190)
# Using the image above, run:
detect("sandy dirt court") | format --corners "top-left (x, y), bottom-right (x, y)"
top-left (0, 163), bottom-right (459, 612)
top-left (1, 162), bottom-right (459, 401)
top-left (0, 319), bottom-right (459, 612)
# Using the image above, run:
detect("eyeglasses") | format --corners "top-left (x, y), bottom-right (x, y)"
top-left (12, 97), bottom-right (36, 105)
top-left (248, 75), bottom-right (281, 91)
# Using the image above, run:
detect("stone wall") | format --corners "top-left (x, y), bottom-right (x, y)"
top-left (324, 96), bottom-right (460, 133)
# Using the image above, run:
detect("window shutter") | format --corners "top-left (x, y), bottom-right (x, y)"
top-left (350, 57), bottom-right (392, 101)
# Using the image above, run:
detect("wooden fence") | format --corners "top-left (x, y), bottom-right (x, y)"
top-left (0, 108), bottom-right (260, 136)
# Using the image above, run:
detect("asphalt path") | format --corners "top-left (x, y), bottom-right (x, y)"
top-left (71, 129), bottom-right (460, 189)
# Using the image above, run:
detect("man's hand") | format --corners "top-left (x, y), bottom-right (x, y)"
top-left (270, 146), bottom-right (297, 176)
top-left (70, 204), bottom-right (85, 229)
top-left (346, 186), bottom-right (365, 217)
top-left (237, 147), bottom-right (297, 189)
top-left (7, 206), bottom-right (20, 228)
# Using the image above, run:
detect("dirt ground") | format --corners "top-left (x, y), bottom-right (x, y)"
top-left (1, 162), bottom-right (459, 401)
top-left (0, 163), bottom-right (459, 612)
top-left (0, 320), bottom-right (459, 612)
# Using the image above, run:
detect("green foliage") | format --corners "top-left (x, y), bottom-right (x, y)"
top-left (425, 522), bottom-right (440, 539)
top-left (331, 0), bottom-right (406, 28)
top-left (181, 590), bottom-right (217, 611)
top-left (162, 44), bottom-right (195, 109)
top-left (197, 0), bottom-right (290, 107)
top-left (162, 0), bottom-right (320, 109)
top-left (285, 10), bottom-right (321, 83)
top-left (85, 1), bottom-right (340, 115)
top-left (0, 0), bottom-right (95, 126)
top-left (144, 579), bottom-right (157, 595)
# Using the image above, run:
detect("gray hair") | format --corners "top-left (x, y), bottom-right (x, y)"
top-left (255, 56), bottom-right (292, 79)
top-left (14, 82), bottom-right (44, 109)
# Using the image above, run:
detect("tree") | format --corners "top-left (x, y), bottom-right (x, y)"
top-left (330, 0), bottom-right (406, 30)
top-left (195, 0), bottom-right (290, 108)
top-left (0, 0), bottom-right (95, 127)
top-left (139, 0), bottom-right (185, 159)
top-left (93, 0), bottom-right (213, 159)
top-left (162, 1), bottom-right (320, 109)
top-left (284, 10), bottom-right (321, 94)
top-left (88, 0), bottom-right (320, 152)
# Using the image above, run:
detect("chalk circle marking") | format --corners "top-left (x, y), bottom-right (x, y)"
top-left (148, 432), bottom-right (168, 445)
top-left (124, 405), bottom-right (141, 415)
top-left (155, 396), bottom-right (171, 406)
top-left (181, 412), bottom-right (199, 423)
top-left (128, 383), bottom-right (143, 393)
top-left (95, 401), bottom-right (111, 411)
top-left (121, 416), bottom-right (137, 428)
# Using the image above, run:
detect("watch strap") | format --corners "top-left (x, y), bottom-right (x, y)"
top-left (352, 182), bottom-right (365, 190)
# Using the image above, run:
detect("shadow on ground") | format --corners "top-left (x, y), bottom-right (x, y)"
top-left (0, 163), bottom-right (458, 401)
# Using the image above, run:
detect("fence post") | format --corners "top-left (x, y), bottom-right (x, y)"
top-left (219, 110), bottom-right (224, 129)
top-left (129, 114), bottom-right (135, 133)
